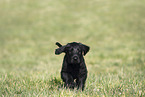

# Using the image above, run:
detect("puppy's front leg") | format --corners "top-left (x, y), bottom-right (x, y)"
top-left (61, 72), bottom-right (75, 89)
top-left (77, 74), bottom-right (87, 91)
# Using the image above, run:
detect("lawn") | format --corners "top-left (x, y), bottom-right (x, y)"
top-left (0, 0), bottom-right (145, 96)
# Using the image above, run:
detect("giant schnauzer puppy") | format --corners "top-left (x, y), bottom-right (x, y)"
top-left (55, 42), bottom-right (90, 91)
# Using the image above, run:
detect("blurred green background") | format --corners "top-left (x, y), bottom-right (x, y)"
top-left (0, 0), bottom-right (144, 96)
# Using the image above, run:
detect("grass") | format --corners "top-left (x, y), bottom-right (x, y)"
top-left (0, 0), bottom-right (145, 96)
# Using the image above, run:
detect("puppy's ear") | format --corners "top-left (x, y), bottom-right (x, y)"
top-left (56, 42), bottom-right (62, 47)
top-left (55, 45), bottom-right (66, 55)
top-left (79, 43), bottom-right (90, 56)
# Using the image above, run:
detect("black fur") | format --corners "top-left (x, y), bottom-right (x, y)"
top-left (55, 42), bottom-right (90, 91)
top-left (56, 42), bottom-right (62, 47)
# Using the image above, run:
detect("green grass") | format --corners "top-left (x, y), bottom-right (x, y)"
top-left (0, 0), bottom-right (145, 96)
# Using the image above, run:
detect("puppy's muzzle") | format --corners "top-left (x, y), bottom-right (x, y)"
top-left (72, 55), bottom-right (80, 64)
top-left (73, 56), bottom-right (78, 60)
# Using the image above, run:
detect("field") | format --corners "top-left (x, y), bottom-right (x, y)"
top-left (0, 0), bottom-right (145, 96)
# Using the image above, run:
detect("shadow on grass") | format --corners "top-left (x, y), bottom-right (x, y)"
top-left (48, 77), bottom-right (79, 91)
top-left (48, 77), bottom-right (64, 90)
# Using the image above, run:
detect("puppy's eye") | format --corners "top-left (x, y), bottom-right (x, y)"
top-left (71, 48), bottom-right (74, 51)
top-left (69, 49), bottom-right (73, 54)
top-left (70, 48), bottom-right (73, 51)
top-left (78, 51), bottom-right (81, 54)
top-left (77, 49), bottom-right (81, 54)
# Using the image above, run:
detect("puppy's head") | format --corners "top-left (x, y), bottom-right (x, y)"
top-left (55, 42), bottom-right (90, 64)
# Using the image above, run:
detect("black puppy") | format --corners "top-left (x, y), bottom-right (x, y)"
top-left (55, 42), bottom-right (90, 91)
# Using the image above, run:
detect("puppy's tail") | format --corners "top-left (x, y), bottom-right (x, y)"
top-left (56, 42), bottom-right (62, 47)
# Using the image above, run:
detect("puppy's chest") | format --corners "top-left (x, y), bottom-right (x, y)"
top-left (67, 65), bottom-right (80, 75)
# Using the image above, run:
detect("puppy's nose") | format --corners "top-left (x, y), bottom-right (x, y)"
top-left (73, 56), bottom-right (78, 60)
